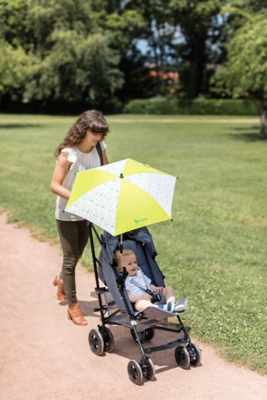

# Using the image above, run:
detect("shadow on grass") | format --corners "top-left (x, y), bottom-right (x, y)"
top-left (0, 124), bottom-right (42, 129)
top-left (228, 125), bottom-right (267, 142)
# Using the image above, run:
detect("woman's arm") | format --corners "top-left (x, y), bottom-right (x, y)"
top-left (50, 153), bottom-right (72, 200)
top-left (102, 149), bottom-right (109, 165)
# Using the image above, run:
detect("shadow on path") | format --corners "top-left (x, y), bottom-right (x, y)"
top-left (0, 123), bottom-right (42, 129)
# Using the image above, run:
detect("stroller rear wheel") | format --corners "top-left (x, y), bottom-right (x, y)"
top-left (140, 357), bottom-right (156, 381)
top-left (187, 342), bottom-right (202, 366)
top-left (127, 360), bottom-right (143, 385)
top-left (88, 329), bottom-right (104, 356)
top-left (174, 346), bottom-right (190, 369)
top-left (130, 329), bottom-right (145, 343)
top-left (145, 328), bottom-right (155, 341)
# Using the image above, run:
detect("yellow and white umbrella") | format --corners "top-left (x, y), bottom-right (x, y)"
top-left (65, 158), bottom-right (177, 236)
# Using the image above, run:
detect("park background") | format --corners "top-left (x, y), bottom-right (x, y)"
top-left (1, 0), bottom-right (267, 374)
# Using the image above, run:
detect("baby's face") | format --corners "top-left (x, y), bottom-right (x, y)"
top-left (117, 254), bottom-right (138, 277)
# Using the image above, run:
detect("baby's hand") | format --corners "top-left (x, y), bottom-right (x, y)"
top-left (141, 293), bottom-right (152, 301)
top-left (154, 287), bottom-right (163, 293)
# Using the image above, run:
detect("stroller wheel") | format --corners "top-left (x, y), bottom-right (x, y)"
top-left (130, 329), bottom-right (145, 343)
top-left (140, 357), bottom-right (156, 381)
top-left (145, 328), bottom-right (155, 341)
top-left (88, 329), bottom-right (104, 356)
top-left (127, 360), bottom-right (143, 385)
top-left (187, 342), bottom-right (202, 366)
top-left (174, 346), bottom-right (190, 369)
top-left (102, 327), bottom-right (114, 353)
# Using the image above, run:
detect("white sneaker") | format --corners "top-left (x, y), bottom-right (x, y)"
top-left (158, 302), bottom-right (174, 312)
top-left (174, 298), bottom-right (188, 312)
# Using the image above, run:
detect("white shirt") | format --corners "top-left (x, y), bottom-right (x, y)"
top-left (125, 269), bottom-right (152, 296)
top-left (55, 142), bottom-right (106, 221)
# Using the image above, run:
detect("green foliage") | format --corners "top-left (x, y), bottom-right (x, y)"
top-left (126, 99), bottom-right (147, 114)
top-left (213, 13), bottom-right (267, 100)
top-left (0, 114), bottom-right (266, 373)
top-left (0, 39), bottom-right (32, 99)
top-left (212, 7), bottom-right (267, 137)
top-left (126, 97), bottom-right (258, 115)
top-left (145, 97), bottom-right (177, 114)
top-left (25, 30), bottom-right (123, 102)
top-left (0, 0), bottom-right (124, 104)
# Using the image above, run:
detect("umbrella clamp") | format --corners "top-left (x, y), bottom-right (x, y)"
top-left (95, 286), bottom-right (108, 294)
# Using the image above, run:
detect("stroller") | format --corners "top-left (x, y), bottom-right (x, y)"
top-left (87, 222), bottom-right (201, 385)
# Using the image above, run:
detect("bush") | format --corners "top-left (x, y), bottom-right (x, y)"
top-left (145, 97), bottom-right (178, 114)
top-left (126, 97), bottom-right (259, 116)
top-left (126, 99), bottom-right (147, 114)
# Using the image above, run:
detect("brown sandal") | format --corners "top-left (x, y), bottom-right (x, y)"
top-left (53, 275), bottom-right (66, 302)
top-left (67, 303), bottom-right (88, 326)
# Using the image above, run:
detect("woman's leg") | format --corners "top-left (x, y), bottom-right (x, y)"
top-left (56, 220), bottom-right (88, 304)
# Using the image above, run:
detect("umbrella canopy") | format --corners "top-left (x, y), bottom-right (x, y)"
top-left (65, 158), bottom-right (177, 236)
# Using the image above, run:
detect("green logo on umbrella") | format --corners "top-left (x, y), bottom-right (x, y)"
top-left (134, 218), bottom-right (148, 224)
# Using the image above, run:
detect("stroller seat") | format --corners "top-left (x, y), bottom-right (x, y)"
top-left (98, 228), bottom-right (188, 318)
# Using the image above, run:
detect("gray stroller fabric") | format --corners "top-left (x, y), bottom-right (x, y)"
top-left (98, 227), bottom-right (187, 317)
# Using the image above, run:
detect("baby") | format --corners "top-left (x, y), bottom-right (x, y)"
top-left (115, 248), bottom-right (186, 313)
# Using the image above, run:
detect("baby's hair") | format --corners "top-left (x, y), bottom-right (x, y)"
top-left (54, 110), bottom-right (109, 157)
top-left (115, 248), bottom-right (134, 265)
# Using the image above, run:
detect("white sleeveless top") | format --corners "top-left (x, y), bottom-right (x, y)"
top-left (55, 141), bottom-right (106, 221)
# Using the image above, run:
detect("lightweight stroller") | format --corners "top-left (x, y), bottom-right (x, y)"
top-left (87, 222), bottom-right (201, 385)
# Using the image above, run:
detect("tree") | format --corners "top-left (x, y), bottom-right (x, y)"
top-left (0, 0), bottom-right (125, 106)
top-left (0, 40), bottom-right (32, 102)
top-left (212, 12), bottom-right (267, 139)
top-left (0, 0), bottom-right (33, 101)
top-left (171, 0), bottom-right (223, 98)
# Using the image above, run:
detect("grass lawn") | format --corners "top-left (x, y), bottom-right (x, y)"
top-left (0, 113), bottom-right (266, 373)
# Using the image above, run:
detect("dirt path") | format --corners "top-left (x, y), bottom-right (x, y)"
top-left (1, 212), bottom-right (267, 400)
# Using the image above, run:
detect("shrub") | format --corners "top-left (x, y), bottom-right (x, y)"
top-left (126, 99), bottom-right (147, 114)
top-left (177, 98), bottom-right (258, 115)
top-left (126, 97), bottom-right (259, 115)
top-left (145, 97), bottom-right (178, 114)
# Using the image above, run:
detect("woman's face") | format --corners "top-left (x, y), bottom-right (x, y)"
top-left (85, 130), bottom-right (103, 147)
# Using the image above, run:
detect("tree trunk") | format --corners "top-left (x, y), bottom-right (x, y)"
top-left (259, 109), bottom-right (267, 139)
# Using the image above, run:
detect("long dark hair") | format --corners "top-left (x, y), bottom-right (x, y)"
top-left (54, 110), bottom-right (109, 157)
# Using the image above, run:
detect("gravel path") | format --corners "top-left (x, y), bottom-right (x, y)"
top-left (1, 212), bottom-right (267, 400)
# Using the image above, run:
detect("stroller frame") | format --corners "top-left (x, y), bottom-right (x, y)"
top-left (88, 222), bottom-right (201, 384)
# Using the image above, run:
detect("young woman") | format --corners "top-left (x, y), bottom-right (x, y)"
top-left (51, 110), bottom-right (109, 326)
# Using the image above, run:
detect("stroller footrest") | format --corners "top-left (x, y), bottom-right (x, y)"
top-left (144, 338), bottom-right (189, 355)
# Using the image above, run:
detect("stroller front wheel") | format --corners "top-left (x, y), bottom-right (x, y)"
top-left (174, 346), bottom-right (190, 369)
top-left (140, 357), bottom-right (156, 381)
top-left (88, 329), bottom-right (104, 356)
top-left (187, 342), bottom-right (202, 366)
top-left (127, 360), bottom-right (143, 385)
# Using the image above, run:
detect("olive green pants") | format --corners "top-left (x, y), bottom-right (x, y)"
top-left (56, 219), bottom-right (89, 303)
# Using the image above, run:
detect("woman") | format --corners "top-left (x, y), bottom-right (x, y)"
top-left (51, 110), bottom-right (109, 326)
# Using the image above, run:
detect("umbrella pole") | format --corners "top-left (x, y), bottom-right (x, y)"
top-left (120, 234), bottom-right (128, 279)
